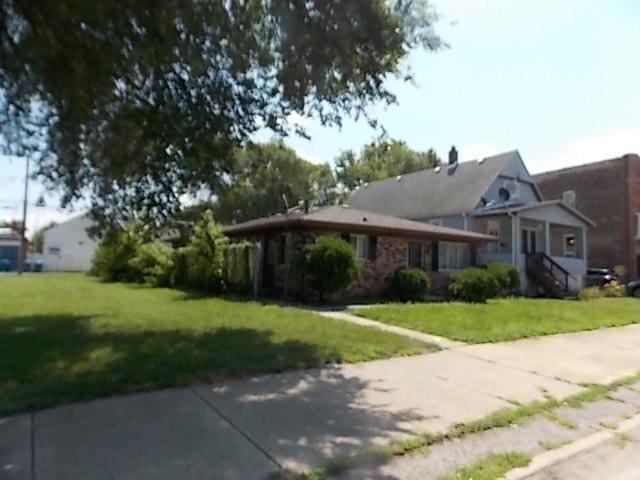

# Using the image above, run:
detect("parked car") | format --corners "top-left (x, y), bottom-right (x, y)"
top-left (24, 257), bottom-right (44, 272)
top-left (627, 278), bottom-right (640, 298)
top-left (584, 268), bottom-right (618, 287)
top-left (0, 258), bottom-right (11, 272)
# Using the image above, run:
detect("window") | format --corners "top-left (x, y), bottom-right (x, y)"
top-left (408, 241), bottom-right (423, 268)
top-left (564, 234), bottom-right (576, 257)
top-left (438, 242), bottom-right (470, 271)
top-left (521, 228), bottom-right (537, 254)
top-left (562, 190), bottom-right (576, 208)
top-left (636, 213), bottom-right (640, 239)
top-left (350, 235), bottom-right (369, 261)
top-left (48, 246), bottom-right (61, 255)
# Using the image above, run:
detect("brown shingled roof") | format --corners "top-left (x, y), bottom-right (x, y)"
top-left (224, 205), bottom-right (496, 243)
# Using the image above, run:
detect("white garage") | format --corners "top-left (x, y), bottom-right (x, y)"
top-left (43, 215), bottom-right (99, 272)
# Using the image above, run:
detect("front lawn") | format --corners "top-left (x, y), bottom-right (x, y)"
top-left (356, 298), bottom-right (640, 343)
top-left (0, 274), bottom-right (428, 415)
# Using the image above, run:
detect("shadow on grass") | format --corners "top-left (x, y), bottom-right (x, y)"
top-left (0, 314), bottom-right (342, 416)
top-left (1, 315), bottom-right (430, 479)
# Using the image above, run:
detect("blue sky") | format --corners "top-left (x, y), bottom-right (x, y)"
top-left (2, 0), bottom-right (639, 235)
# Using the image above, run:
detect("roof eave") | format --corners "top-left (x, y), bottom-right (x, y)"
top-left (225, 217), bottom-right (495, 243)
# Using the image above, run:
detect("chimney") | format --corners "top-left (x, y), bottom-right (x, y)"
top-left (448, 146), bottom-right (458, 165)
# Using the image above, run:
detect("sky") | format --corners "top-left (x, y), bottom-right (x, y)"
top-left (1, 0), bottom-right (639, 236)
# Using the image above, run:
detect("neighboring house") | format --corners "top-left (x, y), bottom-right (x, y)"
top-left (534, 153), bottom-right (640, 279)
top-left (0, 227), bottom-right (23, 271)
top-left (43, 215), bottom-right (99, 272)
top-left (224, 205), bottom-right (494, 298)
top-left (349, 148), bottom-right (594, 294)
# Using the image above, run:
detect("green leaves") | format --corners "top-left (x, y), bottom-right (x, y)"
top-left (335, 139), bottom-right (441, 190)
top-left (0, 0), bottom-right (441, 231)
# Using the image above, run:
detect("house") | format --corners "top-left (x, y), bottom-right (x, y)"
top-left (224, 205), bottom-right (495, 298)
top-left (534, 154), bottom-right (640, 280)
top-left (42, 215), bottom-right (99, 272)
top-left (0, 226), bottom-right (24, 271)
top-left (349, 148), bottom-right (594, 294)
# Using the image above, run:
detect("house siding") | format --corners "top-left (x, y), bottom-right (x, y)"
top-left (535, 154), bottom-right (640, 278)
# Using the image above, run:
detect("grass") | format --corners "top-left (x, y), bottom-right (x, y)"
top-left (539, 439), bottom-right (571, 451)
top-left (355, 297), bottom-right (640, 343)
top-left (0, 274), bottom-right (429, 415)
top-left (437, 451), bottom-right (531, 480)
top-left (270, 373), bottom-right (640, 480)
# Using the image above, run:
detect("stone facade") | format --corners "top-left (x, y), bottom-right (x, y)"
top-left (535, 154), bottom-right (640, 278)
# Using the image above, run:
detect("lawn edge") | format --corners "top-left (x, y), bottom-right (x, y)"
top-left (267, 372), bottom-right (640, 480)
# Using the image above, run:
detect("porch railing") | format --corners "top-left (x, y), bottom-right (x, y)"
top-left (526, 252), bottom-right (572, 296)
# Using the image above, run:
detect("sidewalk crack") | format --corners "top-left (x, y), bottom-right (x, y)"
top-left (188, 386), bottom-right (284, 471)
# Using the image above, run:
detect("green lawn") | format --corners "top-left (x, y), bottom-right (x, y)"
top-left (356, 297), bottom-right (640, 344)
top-left (0, 274), bottom-right (428, 415)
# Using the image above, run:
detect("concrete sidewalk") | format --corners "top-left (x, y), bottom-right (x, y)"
top-left (3, 324), bottom-right (640, 480)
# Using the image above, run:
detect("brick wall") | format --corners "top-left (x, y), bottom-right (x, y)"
top-left (343, 236), bottom-right (411, 298)
top-left (535, 155), bottom-right (640, 277)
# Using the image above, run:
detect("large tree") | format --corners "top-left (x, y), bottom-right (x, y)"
top-left (335, 139), bottom-right (440, 191)
top-left (187, 141), bottom-right (337, 224)
top-left (0, 1), bottom-right (442, 231)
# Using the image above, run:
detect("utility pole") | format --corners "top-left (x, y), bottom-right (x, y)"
top-left (17, 157), bottom-right (29, 274)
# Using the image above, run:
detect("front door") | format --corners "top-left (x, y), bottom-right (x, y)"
top-left (521, 228), bottom-right (537, 255)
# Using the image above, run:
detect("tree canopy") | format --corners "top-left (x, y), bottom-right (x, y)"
top-left (335, 139), bottom-right (440, 191)
top-left (210, 141), bottom-right (337, 224)
top-left (0, 0), bottom-right (442, 231)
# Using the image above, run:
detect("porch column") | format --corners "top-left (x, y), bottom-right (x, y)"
top-left (511, 213), bottom-right (520, 266)
top-left (544, 221), bottom-right (551, 256)
top-left (581, 226), bottom-right (588, 261)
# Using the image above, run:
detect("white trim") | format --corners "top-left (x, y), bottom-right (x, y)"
top-left (563, 233), bottom-right (577, 258)
top-left (350, 234), bottom-right (369, 261)
top-left (428, 218), bottom-right (443, 226)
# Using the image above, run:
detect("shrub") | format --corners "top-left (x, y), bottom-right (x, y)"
top-left (128, 240), bottom-right (175, 287)
top-left (303, 235), bottom-right (359, 301)
top-left (225, 242), bottom-right (254, 293)
top-left (91, 226), bottom-right (144, 282)
top-left (602, 280), bottom-right (624, 298)
top-left (182, 210), bottom-right (229, 293)
top-left (449, 267), bottom-right (500, 303)
top-left (391, 267), bottom-right (429, 301)
top-left (578, 286), bottom-right (603, 301)
top-left (485, 261), bottom-right (520, 295)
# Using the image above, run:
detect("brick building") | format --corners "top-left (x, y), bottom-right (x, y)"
top-left (224, 205), bottom-right (494, 299)
top-left (534, 154), bottom-right (640, 279)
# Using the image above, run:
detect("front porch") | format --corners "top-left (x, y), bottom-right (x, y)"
top-left (473, 201), bottom-right (593, 294)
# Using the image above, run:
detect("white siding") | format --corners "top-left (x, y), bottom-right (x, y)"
top-left (43, 216), bottom-right (99, 271)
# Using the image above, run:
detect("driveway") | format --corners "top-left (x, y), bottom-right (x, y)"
top-left (3, 324), bottom-right (640, 479)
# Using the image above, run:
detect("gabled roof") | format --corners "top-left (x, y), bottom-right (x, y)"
top-left (224, 205), bottom-right (496, 243)
top-left (348, 150), bottom-right (519, 219)
top-left (471, 200), bottom-right (596, 226)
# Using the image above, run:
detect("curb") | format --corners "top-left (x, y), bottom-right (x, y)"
top-left (505, 412), bottom-right (640, 479)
